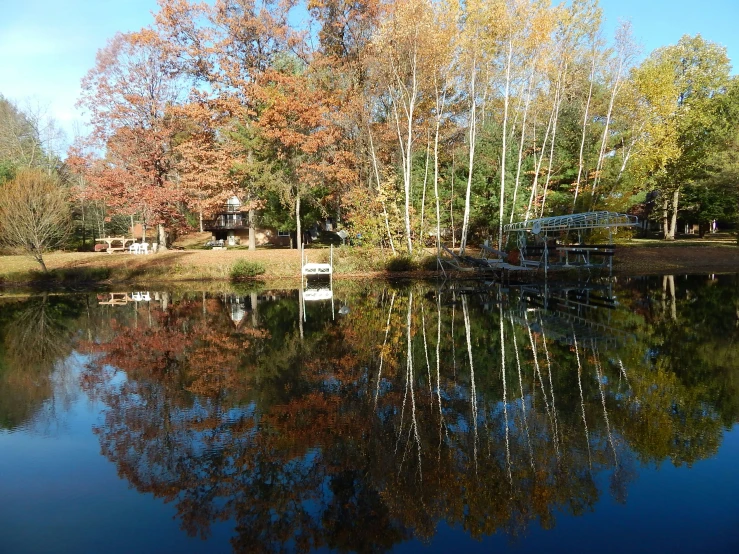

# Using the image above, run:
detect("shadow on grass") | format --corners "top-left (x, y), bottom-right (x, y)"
top-left (25, 267), bottom-right (113, 289)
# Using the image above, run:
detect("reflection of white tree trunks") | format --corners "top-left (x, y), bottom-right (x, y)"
top-left (421, 304), bottom-right (432, 397)
top-left (594, 344), bottom-right (618, 465)
top-left (462, 296), bottom-right (478, 472)
top-left (618, 358), bottom-right (630, 389)
top-left (397, 293), bottom-right (422, 479)
top-left (573, 330), bottom-right (592, 471)
top-left (375, 292), bottom-right (396, 408)
top-left (436, 295), bottom-right (448, 460)
top-left (408, 293), bottom-right (422, 479)
top-left (526, 312), bottom-right (557, 456)
top-left (510, 315), bottom-right (533, 469)
top-left (500, 304), bottom-right (512, 484)
top-left (540, 326), bottom-right (561, 455)
top-left (451, 300), bottom-right (456, 382)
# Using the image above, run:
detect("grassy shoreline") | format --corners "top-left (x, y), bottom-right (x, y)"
top-left (2, 239), bottom-right (739, 290)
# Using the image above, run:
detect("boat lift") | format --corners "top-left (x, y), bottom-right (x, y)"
top-left (503, 211), bottom-right (639, 276)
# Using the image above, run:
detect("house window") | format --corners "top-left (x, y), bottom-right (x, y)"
top-left (278, 230), bottom-right (290, 237)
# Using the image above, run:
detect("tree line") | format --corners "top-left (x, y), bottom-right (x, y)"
top-left (2, 0), bottom-right (739, 269)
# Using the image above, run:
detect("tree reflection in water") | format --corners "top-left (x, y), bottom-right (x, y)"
top-left (1, 276), bottom-right (737, 552)
top-left (0, 293), bottom-right (84, 431)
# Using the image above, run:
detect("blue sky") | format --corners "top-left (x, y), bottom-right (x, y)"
top-left (1, 0), bottom-right (737, 149)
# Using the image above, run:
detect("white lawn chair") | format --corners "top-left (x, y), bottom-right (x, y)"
top-left (129, 243), bottom-right (140, 254)
top-left (140, 242), bottom-right (149, 255)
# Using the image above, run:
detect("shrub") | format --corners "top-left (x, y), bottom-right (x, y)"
top-left (385, 255), bottom-right (416, 272)
top-left (419, 255), bottom-right (440, 271)
top-left (230, 259), bottom-right (266, 281)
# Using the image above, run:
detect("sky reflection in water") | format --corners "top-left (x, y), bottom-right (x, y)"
top-left (1, 275), bottom-right (738, 553)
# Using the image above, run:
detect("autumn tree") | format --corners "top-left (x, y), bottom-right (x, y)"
top-left (255, 59), bottom-right (355, 251)
top-left (0, 168), bottom-right (71, 271)
top-left (371, 0), bottom-right (437, 254)
top-left (77, 30), bottom-right (186, 248)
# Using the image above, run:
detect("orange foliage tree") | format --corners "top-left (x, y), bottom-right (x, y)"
top-left (77, 30), bottom-right (187, 246)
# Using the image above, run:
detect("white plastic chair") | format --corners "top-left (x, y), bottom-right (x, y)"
top-left (129, 243), bottom-right (140, 254)
top-left (140, 243), bottom-right (149, 255)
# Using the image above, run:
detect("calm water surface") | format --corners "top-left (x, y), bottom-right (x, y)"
top-left (1, 275), bottom-right (738, 553)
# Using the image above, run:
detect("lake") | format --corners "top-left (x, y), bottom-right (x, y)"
top-left (1, 275), bottom-right (738, 553)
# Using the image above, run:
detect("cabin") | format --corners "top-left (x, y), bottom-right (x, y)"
top-left (203, 196), bottom-right (292, 247)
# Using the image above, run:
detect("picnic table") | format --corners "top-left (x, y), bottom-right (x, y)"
top-left (96, 236), bottom-right (135, 254)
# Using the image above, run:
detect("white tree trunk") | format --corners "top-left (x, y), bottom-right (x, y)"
top-left (591, 58), bottom-right (625, 204)
top-left (460, 57), bottom-right (478, 255)
top-left (368, 124), bottom-right (396, 255)
top-left (540, 64), bottom-right (567, 217)
top-left (574, 48), bottom-right (597, 211)
top-left (419, 130), bottom-right (431, 249)
top-left (526, 104), bottom-right (555, 221)
top-left (511, 73), bottom-right (534, 224)
top-left (498, 40), bottom-right (513, 250)
top-left (295, 193), bottom-right (302, 254)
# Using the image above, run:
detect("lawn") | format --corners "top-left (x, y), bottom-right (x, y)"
top-left (0, 246), bottom-right (406, 286)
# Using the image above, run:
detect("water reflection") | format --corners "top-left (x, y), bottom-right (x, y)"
top-left (0, 275), bottom-right (738, 551)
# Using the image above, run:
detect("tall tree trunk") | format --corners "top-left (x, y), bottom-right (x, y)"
top-left (460, 57), bottom-right (478, 255)
top-left (511, 72), bottom-right (534, 224)
top-left (450, 152), bottom-right (455, 249)
top-left (296, 193), bottom-right (302, 254)
top-left (498, 40), bottom-right (513, 251)
top-left (249, 208), bottom-right (256, 250)
top-left (157, 224), bottom-right (167, 250)
top-left (668, 188), bottom-right (679, 240)
top-left (433, 96), bottom-right (443, 255)
top-left (662, 196), bottom-right (670, 239)
top-left (368, 124), bottom-right (396, 255)
top-left (419, 131), bottom-right (431, 249)
top-left (526, 106), bottom-right (555, 221)
top-left (81, 201), bottom-right (86, 248)
top-left (199, 209), bottom-right (203, 233)
top-left (540, 64), bottom-right (567, 217)
top-left (574, 46), bottom-right (597, 212)
top-left (591, 57), bottom-right (625, 205)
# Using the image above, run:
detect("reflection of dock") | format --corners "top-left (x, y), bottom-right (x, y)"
top-left (441, 279), bottom-right (633, 348)
top-left (303, 288), bottom-right (333, 301)
top-left (98, 292), bottom-right (151, 305)
top-left (513, 281), bottom-right (632, 348)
